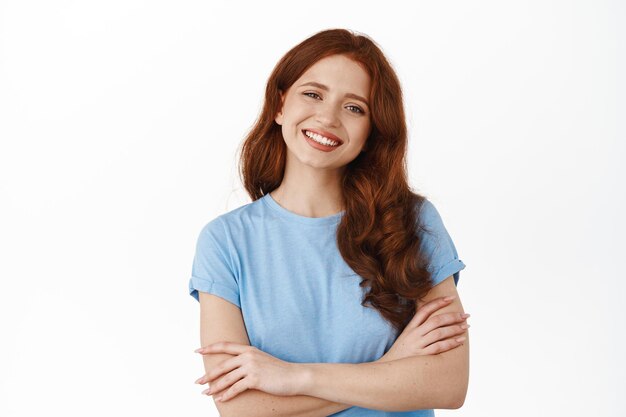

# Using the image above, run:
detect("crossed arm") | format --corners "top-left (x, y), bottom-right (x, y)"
top-left (198, 275), bottom-right (468, 417)
top-left (299, 338), bottom-right (468, 411)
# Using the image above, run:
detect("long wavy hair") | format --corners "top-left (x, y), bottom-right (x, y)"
top-left (238, 28), bottom-right (436, 336)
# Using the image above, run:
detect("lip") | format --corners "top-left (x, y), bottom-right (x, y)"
top-left (301, 129), bottom-right (344, 145)
top-left (301, 130), bottom-right (341, 152)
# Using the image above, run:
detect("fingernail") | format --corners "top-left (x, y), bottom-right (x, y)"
top-left (444, 296), bottom-right (456, 301)
top-left (456, 336), bottom-right (467, 342)
top-left (461, 313), bottom-right (471, 318)
top-left (195, 377), bottom-right (203, 384)
top-left (194, 348), bottom-right (203, 353)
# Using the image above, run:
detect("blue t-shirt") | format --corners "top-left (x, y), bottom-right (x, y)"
top-left (188, 192), bottom-right (466, 416)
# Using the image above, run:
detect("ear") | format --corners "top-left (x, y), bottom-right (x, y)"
top-left (274, 90), bottom-right (285, 126)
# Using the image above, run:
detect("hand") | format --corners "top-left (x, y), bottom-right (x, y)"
top-left (194, 342), bottom-right (305, 402)
top-left (378, 295), bottom-right (470, 362)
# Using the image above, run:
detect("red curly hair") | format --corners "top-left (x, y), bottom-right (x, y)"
top-left (238, 28), bottom-right (435, 336)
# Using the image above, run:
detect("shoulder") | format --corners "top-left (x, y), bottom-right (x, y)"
top-left (215, 196), bottom-right (268, 228)
top-left (414, 197), bottom-right (466, 287)
top-left (199, 196), bottom-right (266, 237)
top-left (416, 198), bottom-right (444, 231)
top-left (415, 198), bottom-right (457, 245)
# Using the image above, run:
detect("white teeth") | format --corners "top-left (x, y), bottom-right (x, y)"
top-left (304, 130), bottom-right (339, 146)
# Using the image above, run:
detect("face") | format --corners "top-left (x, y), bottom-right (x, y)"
top-left (274, 54), bottom-right (372, 172)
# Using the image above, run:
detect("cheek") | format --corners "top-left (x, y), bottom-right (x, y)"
top-left (352, 121), bottom-right (371, 143)
top-left (285, 100), bottom-right (310, 118)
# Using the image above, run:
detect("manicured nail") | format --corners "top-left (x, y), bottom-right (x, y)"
top-left (461, 313), bottom-right (471, 318)
top-left (194, 348), bottom-right (203, 353)
top-left (444, 296), bottom-right (456, 301)
top-left (456, 336), bottom-right (466, 342)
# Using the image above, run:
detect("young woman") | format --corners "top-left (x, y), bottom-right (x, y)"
top-left (188, 28), bottom-right (470, 416)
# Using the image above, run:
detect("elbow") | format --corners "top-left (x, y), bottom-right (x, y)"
top-left (215, 402), bottom-right (260, 417)
top-left (450, 393), bottom-right (466, 409)
top-left (446, 383), bottom-right (468, 410)
top-left (212, 397), bottom-right (246, 417)
top-left (435, 391), bottom-right (465, 410)
top-left (440, 351), bottom-right (469, 409)
top-left (213, 401), bottom-right (235, 417)
top-left (433, 371), bottom-right (468, 410)
top-left (211, 391), bottom-right (275, 417)
top-left (409, 384), bottom-right (467, 411)
top-left (216, 405), bottom-right (254, 417)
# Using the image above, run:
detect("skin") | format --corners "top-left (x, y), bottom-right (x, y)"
top-left (194, 294), bottom-right (469, 398)
top-left (194, 278), bottom-right (470, 409)
top-left (271, 53), bottom-right (372, 217)
top-left (193, 53), bottom-right (470, 412)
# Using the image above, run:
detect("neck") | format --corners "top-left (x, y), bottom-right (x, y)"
top-left (270, 165), bottom-right (345, 218)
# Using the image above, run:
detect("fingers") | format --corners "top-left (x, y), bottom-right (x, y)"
top-left (418, 311), bottom-right (470, 337)
top-left (204, 354), bottom-right (245, 383)
top-left (195, 342), bottom-right (253, 355)
top-left (420, 335), bottom-right (467, 355)
top-left (214, 378), bottom-right (249, 402)
top-left (407, 296), bottom-right (457, 329)
top-left (421, 321), bottom-right (470, 347)
top-left (202, 368), bottom-right (246, 397)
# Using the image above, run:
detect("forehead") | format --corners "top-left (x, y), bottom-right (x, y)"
top-left (293, 55), bottom-right (371, 96)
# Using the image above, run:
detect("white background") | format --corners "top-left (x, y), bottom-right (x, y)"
top-left (1, 0), bottom-right (624, 416)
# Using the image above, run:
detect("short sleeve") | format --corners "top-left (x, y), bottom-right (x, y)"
top-left (417, 199), bottom-right (466, 287)
top-left (188, 217), bottom-right (241, 308)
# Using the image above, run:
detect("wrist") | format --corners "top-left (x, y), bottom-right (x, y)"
top-left (294, 363), bottom-right (315, 396)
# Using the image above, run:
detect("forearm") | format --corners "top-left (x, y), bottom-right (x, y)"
top-left (212, 389), bottom-right (352, 417)
top-left (213, 356), bottom-right (393, 416)
top-left (299, 351), bottom-right (468, 412)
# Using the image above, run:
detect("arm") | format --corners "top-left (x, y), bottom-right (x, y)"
top-left (198, 292), bottom-right (354, 417)
top-left (298, 276), bottom-right (469, 412)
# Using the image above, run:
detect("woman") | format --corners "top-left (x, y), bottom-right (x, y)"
top-left (188, 28), bottom-right (470, 416)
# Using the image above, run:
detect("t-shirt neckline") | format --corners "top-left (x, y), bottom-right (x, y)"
top-left (262, 193), bottom-right (345, 226)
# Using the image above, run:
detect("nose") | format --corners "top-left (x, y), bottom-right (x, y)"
top-left (315, 103), bottom-right (341, 128)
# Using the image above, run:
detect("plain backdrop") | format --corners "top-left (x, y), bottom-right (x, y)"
top-left (0, 0), bottom-right (624, 416)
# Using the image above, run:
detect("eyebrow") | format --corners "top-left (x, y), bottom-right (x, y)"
top-left (298, 81), bottom-right (370, 108)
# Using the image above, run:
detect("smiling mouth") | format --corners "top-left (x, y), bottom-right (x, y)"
top-left (301, 130), bottom-right (342, 153)
top-left (301, 129), bottom-right (343, 147)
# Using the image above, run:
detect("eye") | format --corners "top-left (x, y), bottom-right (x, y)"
top-left (347, 105), bottom-right (365, 114)
top-left (303, 92), bottom-right (365, 115)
